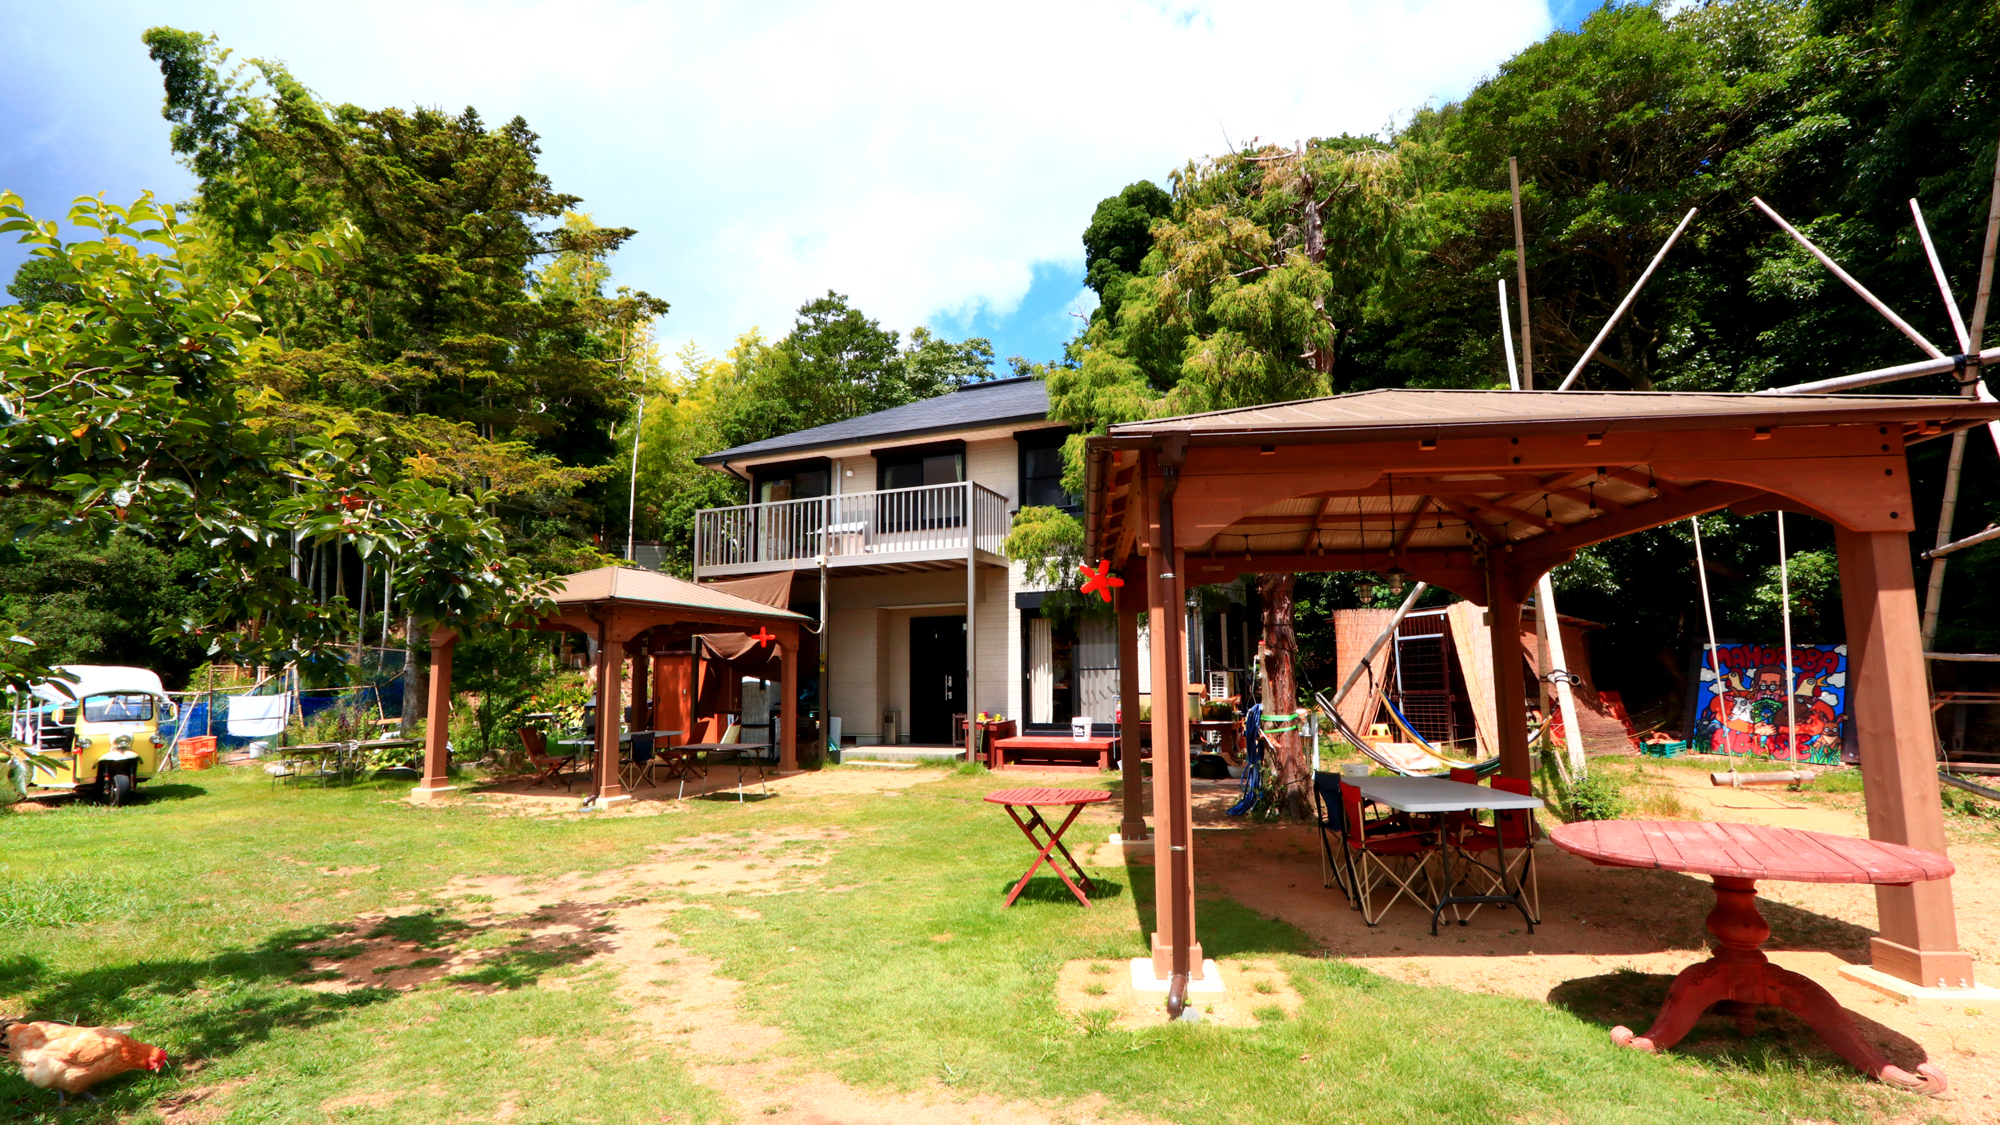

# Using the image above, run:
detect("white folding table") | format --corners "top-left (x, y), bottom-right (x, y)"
top-left (1352, 775), bottom-right (1544, 933)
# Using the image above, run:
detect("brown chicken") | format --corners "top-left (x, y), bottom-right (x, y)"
top-left (0, 1020), bottom-right (167, 1105)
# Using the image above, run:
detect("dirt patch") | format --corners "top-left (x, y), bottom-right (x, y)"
top-left (296, 901), bottom-right (613, 994)
top-left (319, 865), bottom-right (381, 877)
top-left (153, 1079), bottom-right (244, 1125)
top-left (1055, 957), bottom-right (1302, 1030)
top-left (419, 821), bottom-right (1163, 1124)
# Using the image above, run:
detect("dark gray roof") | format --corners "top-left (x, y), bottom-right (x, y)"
top-left (697, 376), bottom-right (1052, 465)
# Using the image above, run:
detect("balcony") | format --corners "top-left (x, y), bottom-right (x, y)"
top-left (694, 480), bottom-right (1011, 579)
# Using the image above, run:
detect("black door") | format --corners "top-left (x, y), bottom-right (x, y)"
top-left (909, 615), bottom-right (967, 744)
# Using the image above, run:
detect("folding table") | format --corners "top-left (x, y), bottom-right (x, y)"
top-left (984, 787), bottom-right (1110, 907)
top-left (1351, 775), bottom-right (1543, 934)
top-left (673, 742), bottom-right (774, 801)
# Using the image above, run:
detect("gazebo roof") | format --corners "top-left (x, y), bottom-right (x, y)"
top-left (1083, 387), bottom-right (2000, 573)
top-left (1099, 388), bottom-right (1993, 446)
top-left (548, 566), bottom-right (808, 621)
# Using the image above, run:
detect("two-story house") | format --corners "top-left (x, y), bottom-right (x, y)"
top-left (691, 375), bottom-right (1144, 751)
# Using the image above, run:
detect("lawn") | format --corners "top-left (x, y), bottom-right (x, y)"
top-left (0, 765), bottom-right (1905, 1124)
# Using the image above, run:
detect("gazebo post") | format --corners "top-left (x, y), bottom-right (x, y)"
top-left (410, 627), bottom-right (457, 802)
top-left (1486, 558), bottom-right (1534, 781)
top-left (779, 628), bottom-right (798, 772)
top-left (592, 617), bottom-right (631, 807)
top-left (1117, 577), bottom-right (1149, 843)
top-left (630, 631), bottom-right (651, 734)
top-left (1834, 526), bottom-right (1974, 989)
top-left (1146, 462), bottom-right (1201, 981)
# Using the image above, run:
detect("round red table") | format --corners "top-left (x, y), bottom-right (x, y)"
top-left (1550, 819), bottom-right (1955, 1093)
top-left (985, 787), bottom-right (1111, 907)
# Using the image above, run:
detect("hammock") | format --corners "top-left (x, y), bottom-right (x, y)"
top-left (1225, 704), bottom-right (1265, 816)
top-left (1316, 689), bottom-right (1501, 778)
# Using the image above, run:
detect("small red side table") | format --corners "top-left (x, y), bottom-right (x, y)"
top-left (985, 787), bottom-right (1111, 907)
top-left (1551, 819), bottom-right (1955, 1093)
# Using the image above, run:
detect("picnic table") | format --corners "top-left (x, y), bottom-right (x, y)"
top-left (1551, 819), bottom-right (1955, 1093)
top-left (990, 735), bottom-right (1118, 772)
top-left (670, 741), bottom-right (774, 801)
top-left (1354, 775), bottom-right (1544, 934)
top-left (984, 787), bottom-right (1109, 907)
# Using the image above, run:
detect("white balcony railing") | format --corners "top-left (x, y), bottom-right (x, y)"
top-left (695, 481), bottom-right (1010, 575)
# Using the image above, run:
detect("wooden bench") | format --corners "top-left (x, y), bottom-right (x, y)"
top-left (990, 735), bottom-right (1118, 773)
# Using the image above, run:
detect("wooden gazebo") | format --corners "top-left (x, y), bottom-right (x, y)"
top-left (1082, 388), bottom-right (2000, 993)
top-left (411, 565), bottom-right (809, 807)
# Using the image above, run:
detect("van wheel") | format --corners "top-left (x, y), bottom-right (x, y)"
top-left (109, 773), bottom-right (133, 806)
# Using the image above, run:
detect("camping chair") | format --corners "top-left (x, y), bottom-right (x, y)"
top-left (619, 732), bottom-right (658, 791)
top-left (520, 727), bottom-right (574, 791)
top-left (1341, 783), bottom-right (1437, 925)
top-left (1450, 775), bottom-right (1541, 925)
top-left (1310, 772), bottom-right (1359, 907)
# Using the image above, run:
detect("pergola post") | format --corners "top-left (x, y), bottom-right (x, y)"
top-left (1146, 463), bottom-right (1201, 980)
top-left (593, 617), bottom-right (631, 807)
top-left (780, 629), bottom-right (799, 772)
top-left (1486, 558), bottom-right (1534, 781)
top-left (629, 632), bottom-right (652, 733)
top-left (1117, 577), bottom-right (1149, 843)
top-left (1835, 526), bottom-right (1974, 987)
top-left (410, 627), bottom-right (457, 802)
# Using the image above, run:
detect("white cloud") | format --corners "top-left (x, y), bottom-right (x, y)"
top-left (3, 1), bottom-right (1558, 355)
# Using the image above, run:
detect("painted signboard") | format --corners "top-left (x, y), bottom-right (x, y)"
top-left (1684, 643), bottom-right (1850, 765)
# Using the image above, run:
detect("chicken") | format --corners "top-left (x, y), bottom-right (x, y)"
top-left (0, 1019), bottom-right (167, 1105)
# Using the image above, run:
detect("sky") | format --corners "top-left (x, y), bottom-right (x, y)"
top-left (0, 0), bottom-right (1606, 370)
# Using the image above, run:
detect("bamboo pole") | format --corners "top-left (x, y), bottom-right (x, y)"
top-left (1751, 197), bottom-right (1946, 359)
top-left (1912, 199), bottom-right (1972, 352)
top-left (1760, 346), bottom-right (2000, 395)
top-left (1510, 158), bottom-right (1534, 389)
top-left (1924, 524), bottom-right (2000, 560)
top-left (1555, 207), bottom-right (1698, 391)
top-left (1329, 581), bottom-right (1429, 710)
top-left (1535, 575), bottom-right (1587, 777)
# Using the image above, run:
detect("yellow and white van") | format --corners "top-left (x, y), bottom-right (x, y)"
top-left (8, 666), bottom-right (174, 804)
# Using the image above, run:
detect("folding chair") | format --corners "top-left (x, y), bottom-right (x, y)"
top-left (1341, 782), bottom-right (1436, 925)
top-left (1451, 775), bottom-right (1541, 924)
top-left (520, 727), bottom-right (574, 790)
top-left (619, 732), bottom-right (658, 791)
top-left (1310, 771), bottom-right (1359, 907)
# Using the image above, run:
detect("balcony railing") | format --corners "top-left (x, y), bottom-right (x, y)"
top-left (695, 481), bottom-right (1010, 575)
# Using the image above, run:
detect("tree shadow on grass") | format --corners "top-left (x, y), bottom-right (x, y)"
top-left (136, 783), bottom-right (206, 802)
top-left (1547, 968), bottom-right (1934, 1080)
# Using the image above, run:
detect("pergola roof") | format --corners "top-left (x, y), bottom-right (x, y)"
top-left (547, 566), bottom-right (808, 621)
top-left (1084, 389), bottom-right (2000, 571)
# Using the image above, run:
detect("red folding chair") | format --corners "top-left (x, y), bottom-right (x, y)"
top-left (520, 727), bottom-right (575, 790)
top-left (1342, 784), bottom-right (1436, 925)
top-left (1451, 775), bottom-right (1541, 924)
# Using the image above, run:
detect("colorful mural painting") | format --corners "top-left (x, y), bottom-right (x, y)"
top-left (1684, 643), bottom-right (1850, 765)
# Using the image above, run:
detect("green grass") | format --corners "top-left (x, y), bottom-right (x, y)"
top-left (0, 767), bottom-right (1904, 1124)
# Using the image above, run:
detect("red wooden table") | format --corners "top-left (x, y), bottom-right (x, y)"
top-left (985, 787), bottom-right (1111, 907)
top-left (990, 735), bottom-right (1117, 772)
top-left (1551, 820), bottom-right (1955, 1093)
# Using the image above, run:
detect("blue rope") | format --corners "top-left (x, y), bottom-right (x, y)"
top-left (1226, 703), bottom-right (1264, 817)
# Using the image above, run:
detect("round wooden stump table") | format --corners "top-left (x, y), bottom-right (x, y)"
top-left (1550, 819), bottom-right (1955, 1094)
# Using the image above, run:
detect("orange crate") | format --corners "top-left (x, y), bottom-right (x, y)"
top-left (180, 735), bottom-right (218, 754)
top-left (181, 746), bottom-right (216, 770)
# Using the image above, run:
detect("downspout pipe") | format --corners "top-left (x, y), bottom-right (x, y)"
top-left (1157, 450), bottom-right (1193, 1017)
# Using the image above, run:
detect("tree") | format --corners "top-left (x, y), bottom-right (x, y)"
top-left (5, 258), bottom-right (82, 311)
top-left (0, 192), bottom-right (549, 694)
top-left (1081, 181), bottom-right (1173, 329)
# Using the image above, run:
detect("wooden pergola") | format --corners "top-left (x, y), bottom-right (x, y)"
top-left (411, 565), bottom-right (809, 807)
top-left (1083, 388), bottom-right (2000, 992)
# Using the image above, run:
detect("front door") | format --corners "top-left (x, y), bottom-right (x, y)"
top-left (909, 615), bottom-right (966, 744)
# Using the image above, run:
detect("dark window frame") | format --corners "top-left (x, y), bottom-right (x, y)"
top-left (751, 457), bottom-right (832, 504)
top-left (1015, 426), bottom-right (1077, 513)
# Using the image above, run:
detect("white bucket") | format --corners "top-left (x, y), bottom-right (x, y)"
top-left (1071, 716), bottom-right (1092, 740)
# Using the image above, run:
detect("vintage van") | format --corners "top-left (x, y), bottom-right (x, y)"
top-left (8, 666), bottom-right (174, 804)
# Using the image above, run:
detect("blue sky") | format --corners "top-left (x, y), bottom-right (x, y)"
top-left (1, 1), bottom-right (1608, 372)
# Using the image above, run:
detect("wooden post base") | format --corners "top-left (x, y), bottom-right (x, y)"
top-left (1609, 877), bottom-right (1946, 1094)
top-left (408, 784), bottom-right (457, 803)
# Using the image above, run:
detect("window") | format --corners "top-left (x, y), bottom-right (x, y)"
top-left (878, 451), bottom-right (963, 491)
top-left (1016, 428), bottom-right (1075, 510)
top-left (753, 459), bottom-right (831, 504)
top-left (82, 694), bottom-right (154, 722)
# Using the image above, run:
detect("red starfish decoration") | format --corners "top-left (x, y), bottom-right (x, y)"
top-left (1078, 559), bottom-right (1124, 604)
top-left (749, 626), bottom-right (777, 649)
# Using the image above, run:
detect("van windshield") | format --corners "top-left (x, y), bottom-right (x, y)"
top-left (82, 694), bottom-right (154, 723)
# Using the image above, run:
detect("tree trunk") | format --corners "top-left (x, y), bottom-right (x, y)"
top-left (1257, 572), bottom-right (1308, 818)
top-left (403, 613), bottom-right (426, 737)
